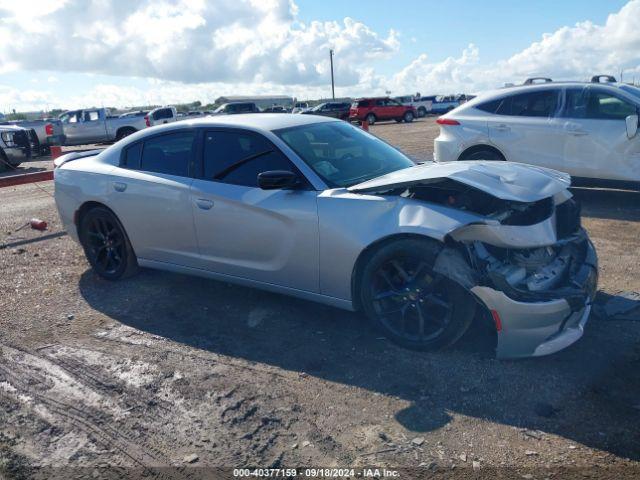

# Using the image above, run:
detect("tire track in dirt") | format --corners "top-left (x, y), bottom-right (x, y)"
top-left (0, 344), bottom-right (199, 480)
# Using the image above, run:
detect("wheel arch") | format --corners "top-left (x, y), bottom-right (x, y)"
top-left (457, 143), bottom-right (506, 161)
top-left (115, 126), bottom-right (137, 140)
top-left (75, 201), bottom-right (136, 254)
top-left (350, 233), bottom-right (444, 312)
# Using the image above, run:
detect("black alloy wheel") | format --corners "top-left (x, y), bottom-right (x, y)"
top-left (80, 207), bottom-right (138, 280)
top-left (360, 239), bottom-right (475, 351)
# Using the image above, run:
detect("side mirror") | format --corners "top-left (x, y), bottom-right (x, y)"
top-left (625, 114), bottom-right (638, 139)
top-left (257, 170), bottom-right (300, 190)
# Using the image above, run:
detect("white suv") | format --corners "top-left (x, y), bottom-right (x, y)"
top-left (434, 77), bottom-right (640, 184)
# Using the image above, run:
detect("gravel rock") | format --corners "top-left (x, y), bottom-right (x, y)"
top-left (411, 437), bottom-right (425, 446)
top-left (183, 453), bottom-right (199, 464)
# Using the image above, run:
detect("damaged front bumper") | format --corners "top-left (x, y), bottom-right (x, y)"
top-left (470, 234), bottom-right (598, 358)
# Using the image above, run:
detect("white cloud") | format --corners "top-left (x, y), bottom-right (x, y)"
top-left (388, 0), bottom-right (640, 95)
top-left (0, 0), bottom-right (398, 87)
top-left (1, 0), bottom-right (640, 111)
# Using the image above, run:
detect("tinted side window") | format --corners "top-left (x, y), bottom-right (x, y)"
top-left (476, 98), bottom-right (504, 114)
top-left (508, 90), bottom-right (559, 117)
top-left (123, 142), bottom-right (142, 169)
top-left (203, 131), bottom-right (295, 187)
top-left (564, 89), bottom-right (636, 120)
top-left (153, 108), bottom-right (172, 120)
top-left (140, 131), bottom-right (195, 177)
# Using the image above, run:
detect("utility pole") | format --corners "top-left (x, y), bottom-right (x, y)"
top-left (329, 49), bottom-right (335, 99)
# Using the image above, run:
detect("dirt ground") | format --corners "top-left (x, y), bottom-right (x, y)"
top-left (0, 118), bottom-right (639, 479)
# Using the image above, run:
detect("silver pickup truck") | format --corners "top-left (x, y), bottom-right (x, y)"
top-left (59, 108), bottom-right (148, 146)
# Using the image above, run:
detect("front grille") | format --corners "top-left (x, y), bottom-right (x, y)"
top-left (12, 130), bottom-right (32, 158)
top-left (556, 198), bottom-right (581, 239)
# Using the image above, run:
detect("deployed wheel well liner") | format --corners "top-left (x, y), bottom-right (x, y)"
top-left (458, 144), bottom-right (506, 161)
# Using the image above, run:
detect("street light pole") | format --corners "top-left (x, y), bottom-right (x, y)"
top-left (329, 49), bottom-right (335, 100)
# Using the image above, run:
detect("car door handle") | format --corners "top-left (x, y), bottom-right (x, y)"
top-left (195, 198), bottom-right (214, 210)
top-left (113, 182), bottom-right (127, 192)
top-left (493, 124), bottom-right (510, 131)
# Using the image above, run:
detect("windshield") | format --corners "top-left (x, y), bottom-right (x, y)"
top-left (619, 85), bottom-right (640, 101)
top-left (274, 121), bottom-right (414, 188)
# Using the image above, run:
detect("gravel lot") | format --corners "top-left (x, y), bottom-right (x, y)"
top-left (0, 118), bottom-right (639, 479)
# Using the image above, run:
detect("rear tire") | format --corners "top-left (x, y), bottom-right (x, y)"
top-left (359, 238), bottom-right (476, 351)
top-left (79, 207), bottom-right (139, 281)
top-left (115, 128), bottom-right (136, 142)
top-left (403, 111), bottom-right (415, 123)
top-left (365, 113), bottom-right (376, 125)
top-left (458, 147), bottom-right (505, 161)
top-left (417, 107), bottom-right (426, 118)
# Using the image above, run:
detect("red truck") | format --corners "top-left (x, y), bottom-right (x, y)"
top-left (349, 97), bottom-right (417, 125)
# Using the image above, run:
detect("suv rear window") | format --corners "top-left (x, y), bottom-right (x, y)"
top-left (356, 100), bottom-right (370, 107)
top-left (476, 98), bottom-right (504, 114)
top-left (493, 90), bottom-right (560, 117)
top-left (153, 108), bottom-right (173, 120)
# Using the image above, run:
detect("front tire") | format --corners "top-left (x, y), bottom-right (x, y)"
top-left (417, 107), bottom-right (426, 118)
top-left (79, 207), bottom-right (139, 280)
top-left (359, 238), bottom-right (475, 351)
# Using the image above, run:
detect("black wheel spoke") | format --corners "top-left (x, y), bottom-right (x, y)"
top-left (415, 303), bottom-right (426, 339)
top-left (369, 253), bottom-right (455, 344)
top-left (378, 269), bottom-right (398, 291)
top-left (373, 289), bottom-right (400, 301)
top-left (423, 293), bottom-right (450, 310)
top-left (391, 260), bottom-right (411, 282)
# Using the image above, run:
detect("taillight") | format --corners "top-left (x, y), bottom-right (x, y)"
top-left (144, 116), bottom-right (150, 127)
top-left (45, 123), bottom-right (54, 135)
top-left (436, 118), bottom-right (460, 126)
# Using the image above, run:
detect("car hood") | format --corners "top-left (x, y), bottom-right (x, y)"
top-left (348, 161), bottom-right (571, 202)
top-left (0, 124), bottom-right (27, 132)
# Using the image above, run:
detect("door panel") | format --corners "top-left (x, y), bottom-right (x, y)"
top-left (107, 168), bottom-right (200, 266)
top-left (487, 89), bottom-right (564, 169)
top-left (488, 115), bottom-right (565, 169)
top-left (190, 180), bottom-right (320, 292)
top-left (561, 88), bottom-right (640, 181)
top-left (78, 110), bottom-right (108, 143)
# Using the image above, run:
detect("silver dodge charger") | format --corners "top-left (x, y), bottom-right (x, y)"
top-left (54, 114), bottom-right (598, 358)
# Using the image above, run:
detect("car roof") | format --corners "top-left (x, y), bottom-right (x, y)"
top-left (459, 81), bottom-right (639, 110)
top-left (133, 113), bottom-right (340, 137)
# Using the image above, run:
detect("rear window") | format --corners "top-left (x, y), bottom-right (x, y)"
top-left (356, 100), bottom-right (370, 108)
top-left (124, 131), bottom-right (196, 176)
top-left (122, 142), bottom-right (142, 169)
top-left (153, 108), bottom-right (173, 120)
top-left (476, 98), bottom-right (505, 114)
top-left (495, 90), bottom-right (560, 117)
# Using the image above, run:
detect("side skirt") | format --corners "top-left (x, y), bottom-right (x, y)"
top-left (137, 258), bottom-right (356, 312)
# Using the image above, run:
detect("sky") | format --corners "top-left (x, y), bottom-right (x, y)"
top-left (0, 0), bottom-right (639, 112)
